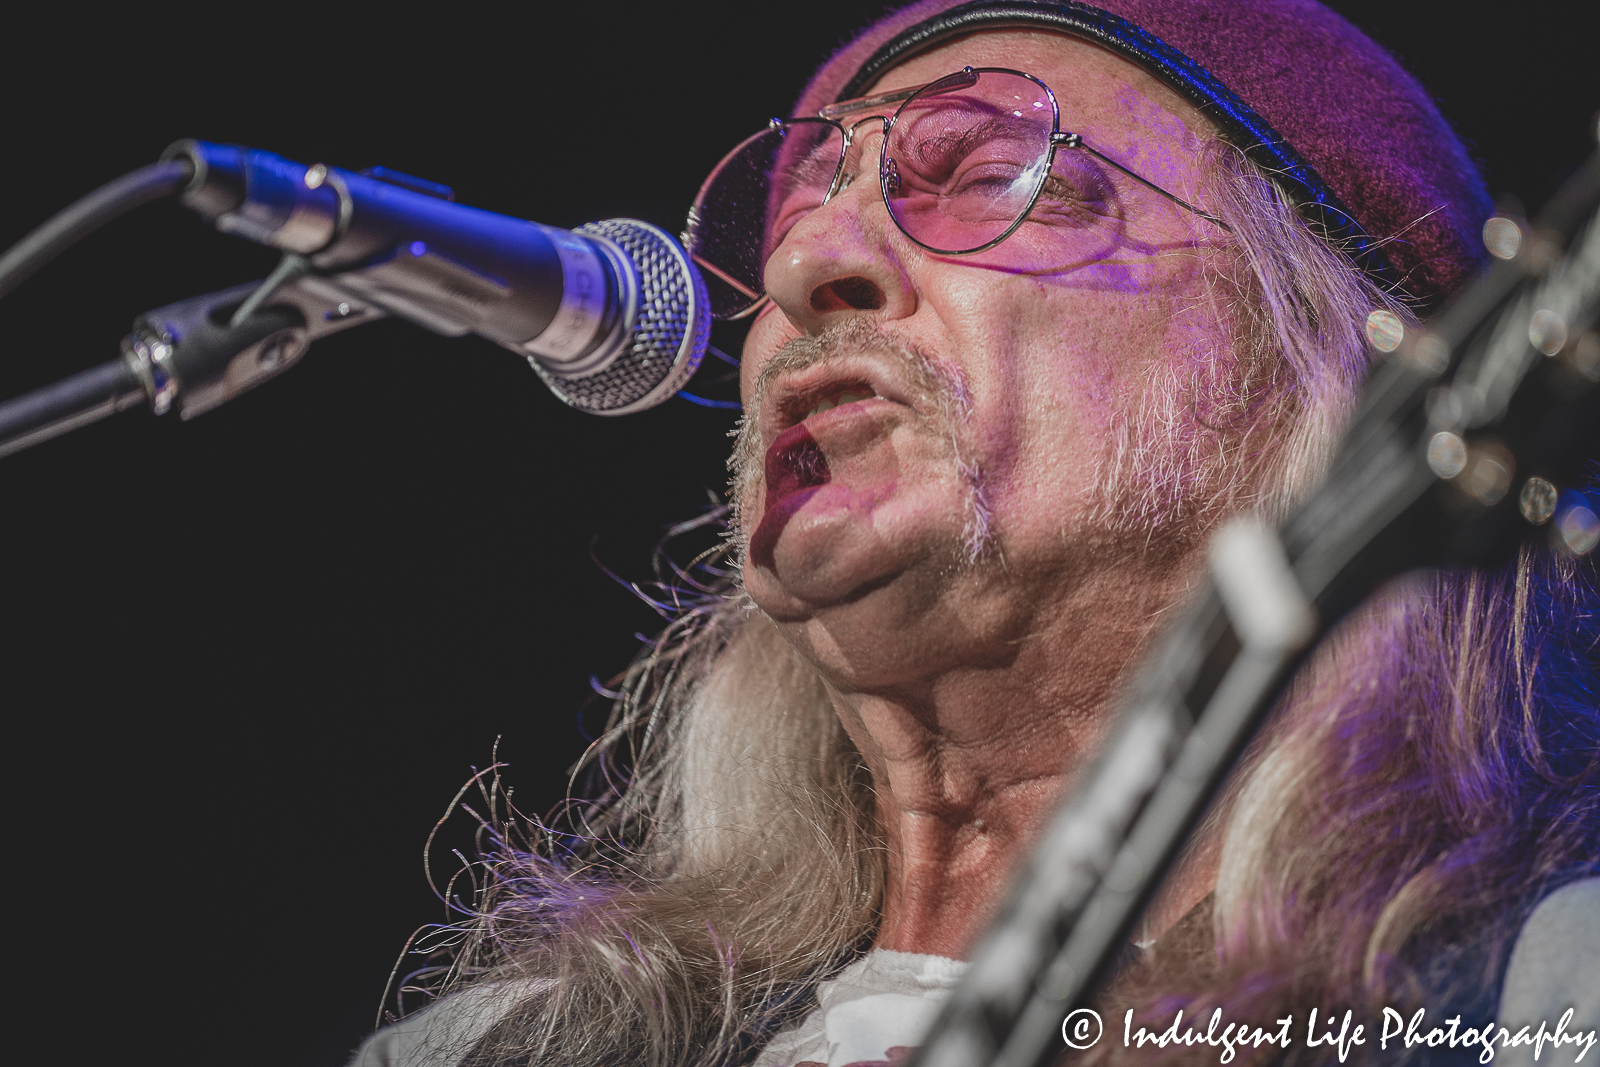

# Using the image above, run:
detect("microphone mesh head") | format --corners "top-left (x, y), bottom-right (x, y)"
top-left (529, 219), bottom-right (711, 416)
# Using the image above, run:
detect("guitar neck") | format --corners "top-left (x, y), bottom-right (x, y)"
top-left (905, 148), bottom-right (1600, 1067)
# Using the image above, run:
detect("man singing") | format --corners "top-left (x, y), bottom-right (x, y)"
top-left (352, 2), bottom-right (1598, 1064)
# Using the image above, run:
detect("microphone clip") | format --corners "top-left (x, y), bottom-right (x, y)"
top-left (122, 273), bottom-right (385, 421)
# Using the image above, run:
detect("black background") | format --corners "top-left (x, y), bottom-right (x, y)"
top-left (0, 4), bottom-right (1591, 1064)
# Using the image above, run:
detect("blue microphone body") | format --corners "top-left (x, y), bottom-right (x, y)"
top-left (162, 140), bottom-right (709, 415)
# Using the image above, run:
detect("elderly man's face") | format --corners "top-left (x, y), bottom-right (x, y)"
top-left (735, 32), bottom-right (1237, 689)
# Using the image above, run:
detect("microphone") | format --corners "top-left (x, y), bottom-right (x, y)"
top-left (161, 140), bottom-right (710, 416)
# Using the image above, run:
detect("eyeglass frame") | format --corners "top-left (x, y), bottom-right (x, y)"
top-left (688, 64), bottom-right (1231, 318)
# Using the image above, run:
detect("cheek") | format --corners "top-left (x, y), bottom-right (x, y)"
top-left (929, 277), bottom-right (1183, 523)
top-left (936, 274), bottom-right (1139, 438)
top-left (739, 304), bottom-right (799, 404)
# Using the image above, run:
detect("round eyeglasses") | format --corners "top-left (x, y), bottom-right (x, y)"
top-left (683, 66), bottom-right (1228, 321)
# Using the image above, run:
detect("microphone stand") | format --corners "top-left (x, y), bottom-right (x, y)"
top-left (905, 149), bottom-right (1600, 1067)
top-left (0, 357), bottom-right (147, 459)
top-left (0, 267), bottom-right (386, 459)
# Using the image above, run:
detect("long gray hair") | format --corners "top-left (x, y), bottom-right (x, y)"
top-left (400, 146), bottom-right (1598, 1067)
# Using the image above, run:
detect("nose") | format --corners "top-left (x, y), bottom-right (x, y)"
top-left (762, 168), bottom-right (919, 336)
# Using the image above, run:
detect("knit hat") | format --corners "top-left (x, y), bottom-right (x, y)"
top-left (794, 0), bottom-right (1492, 306)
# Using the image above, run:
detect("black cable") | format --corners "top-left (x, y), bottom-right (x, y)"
top-left (0, 159), bottom-right (194, 302)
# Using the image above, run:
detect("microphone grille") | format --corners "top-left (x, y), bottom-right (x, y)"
top-left (530, 219), bottom-right (711, 416)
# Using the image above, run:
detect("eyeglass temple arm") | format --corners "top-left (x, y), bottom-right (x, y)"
top-left (1054, 132), bottom-right (1232, 231)
top-left (819, 85), bottom-right (921, 120)
top-left (819, 67), bottom-right (986, 121)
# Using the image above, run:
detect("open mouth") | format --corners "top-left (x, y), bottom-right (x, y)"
top-left (761, 352), bottom-right (917, 446)
top-left (750, 357), bottom-right (917, 569)
top-left (800, 387), bottom-right (878, 421)
top-left (752, 422), bottom-right (831, 568)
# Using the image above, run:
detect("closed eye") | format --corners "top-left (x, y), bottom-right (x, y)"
top-left (1030, 152), bottom-right (1120, 222)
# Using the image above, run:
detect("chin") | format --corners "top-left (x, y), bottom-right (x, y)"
top-left (745, 550), bottom-right (1024, 693)
top-left (744, 462), bottom-right (977, 590)
top-left (741, 554), bottom-right (896, 625)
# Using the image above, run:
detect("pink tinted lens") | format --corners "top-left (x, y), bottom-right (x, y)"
top-left (686, 119), bottom-right (841, 319)
top-left (883, 71), bottom-right (1055, 254)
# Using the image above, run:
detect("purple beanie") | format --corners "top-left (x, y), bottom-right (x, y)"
top-left (793, 0), bottom-right (1492, 306)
